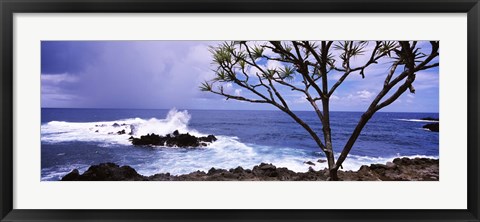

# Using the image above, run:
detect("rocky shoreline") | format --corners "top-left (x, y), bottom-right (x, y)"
top-left (61, 157), bottom-right (438, 181)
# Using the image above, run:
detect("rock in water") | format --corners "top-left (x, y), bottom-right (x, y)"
top-left (423, 123), bottom-right (439, 132)
top-left (421, 117), bottom-right (439, 121)
top-left (172, 130), bottom-right (180, 136)
top-left (304, 161), bottom-right (316, 166)
top-left (317, 159), bottom-right (327, 163)
top-left (129, 130), bottom-right (217, 147)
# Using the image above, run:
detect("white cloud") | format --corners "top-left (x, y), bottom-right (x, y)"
top-left (41, 73), bottom-right (83, 107)
top-left (356, 90), bottom-right (374, 100)
top-left (413, 70), bottom-right (439, 90)
top-left (292, 96), bottom-right (307, 104)
top-left (41, 73), bottom-right (78, 84)
top-left (330, 90), bottom-right (375, 109)
top-left (234, 89), bottom-right (242, 96)
top-left (266, 60), bottom-right (283, 70)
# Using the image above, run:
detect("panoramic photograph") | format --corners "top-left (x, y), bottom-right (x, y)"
top-left (41, 40), bottom-right (439, 181)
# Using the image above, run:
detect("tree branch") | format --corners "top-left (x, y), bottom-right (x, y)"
top-left (208, 90), bottom-right (270, 104)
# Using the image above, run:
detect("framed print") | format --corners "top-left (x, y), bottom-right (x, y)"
top-left (1, 0), bottom-right (479, 221)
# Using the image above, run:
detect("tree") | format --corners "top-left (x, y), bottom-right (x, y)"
top-left (200, 41), bottom-right (439, 180)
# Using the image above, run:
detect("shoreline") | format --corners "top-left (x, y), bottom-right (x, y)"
top-left (61, 157), bottom-right (439, 181)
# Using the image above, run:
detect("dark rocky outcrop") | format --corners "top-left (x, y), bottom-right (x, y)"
top-left (61, 163), bottom-right (145, 181)
top-left (423, 123), bottom-right (439, 132)
top-left (342, 157), bottom-right (439, 181)
top-left (421, 117), bottom-right (439, 121)
top-left (61, 169), bottom-right (80, 181)
top-left (117, 129), bottom-right (126, 135)
top-left (61, 157), bottom-right (439, 181)
top-left (303, 161), bottom-right (316, 166)
top-left (129, 130), bottom-right (217, 147)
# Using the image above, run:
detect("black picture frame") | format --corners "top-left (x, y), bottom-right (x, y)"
top-left (1, 0), bottom-right (479, 221)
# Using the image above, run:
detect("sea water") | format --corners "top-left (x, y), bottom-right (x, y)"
top-left (41, 108), bottom-right (439, 181)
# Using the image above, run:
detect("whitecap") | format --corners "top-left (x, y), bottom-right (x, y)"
top-left (395, 118), bottom-right (439, 123)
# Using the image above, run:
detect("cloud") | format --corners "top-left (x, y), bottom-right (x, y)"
top-left (41, 73), bottom-right (83, 107)
top-left (41, 41), bottom-right (218, 108)
top-left (234, 89), bottom-right (242, 96)
top-left (356, 90), bottom-right (374, 101)
top-left (330, 95), bottom-right (340, 100)
top-left (266, 60), bottom-right (283, 70)
top-left (413, 69), bottom-right (439, 90)
top-left (41, 73), bottom-right (78, 84)
top-left (292, 95), bottom-right (308, 104)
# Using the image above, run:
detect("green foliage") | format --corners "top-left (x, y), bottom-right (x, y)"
top-left (199, 81), bottom-right (212, 91)
top-left (278, 66), bottom-right (295, 81)
top-left (251, 46), bottom-right (264, 59)
top-left (378, 41), bottom-right (398, 57)
top-left (239, 60), bottom-right (246, 69)
top-left (210, 46), bottom-right (232, 64)
top-left (334, 41), bottom-right (367, 59)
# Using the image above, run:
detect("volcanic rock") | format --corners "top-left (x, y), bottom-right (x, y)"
top-left (423, 123), bottom-right (439, 132)
top-left (129, 130), bottom-right (217, 147)
top-left (61, 163), bottom-right (144, 181)
top-left (61, 157), bottom-right (439, 181)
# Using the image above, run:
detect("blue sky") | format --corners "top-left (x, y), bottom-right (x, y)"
top-left (41, 41), bottom-right (439, 113)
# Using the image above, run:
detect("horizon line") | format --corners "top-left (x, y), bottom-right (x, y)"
top-left (40, 107), bottom-right (440, 114)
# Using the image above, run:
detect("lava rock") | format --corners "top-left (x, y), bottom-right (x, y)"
top-left (423, 123), bottom-right (439, 132)
top-left (129, 130), bottom-right (217, 147)
top-left (61, 158), bottom-right (438, 181)
top-left (61, 163), bottom-right (144, 181)
top-left (304, 161), bottom-right (316, 166)
top-left (421, 117), bottom-right (439, 121)
top-left (61, 169), bottom-right (80, 181)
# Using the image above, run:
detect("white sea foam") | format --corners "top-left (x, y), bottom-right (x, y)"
top-left (41, 109), bottom-right (202, 146)
top-left (395, 118), bottom-right (439, 123)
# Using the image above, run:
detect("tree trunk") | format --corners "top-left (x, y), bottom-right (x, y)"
top-left (323, 123), bottom-right (336, 179)
top-left (319, 41), bottom-right (338, 181)
top-left (329, 168), bottom-right (339, 181)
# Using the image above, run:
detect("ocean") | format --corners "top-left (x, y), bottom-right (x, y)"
top-left (41, 108), bottom-right (439, 181)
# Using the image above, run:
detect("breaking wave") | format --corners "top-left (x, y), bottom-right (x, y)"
top-left (395, 118), bottom-right (439, 123)
top-left (41, 109), bottom-right (201, 146)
